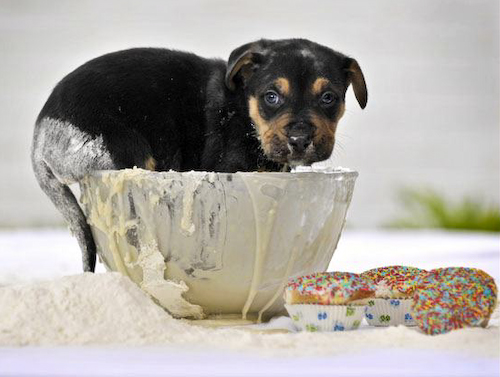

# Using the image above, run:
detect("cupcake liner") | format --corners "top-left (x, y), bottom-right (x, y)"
top-left (285, 304), bottom-right (364, 332)
top-left (364, 298), bottom-right (416, 326)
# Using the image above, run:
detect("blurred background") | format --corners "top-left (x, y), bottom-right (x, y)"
top-left (0, 0), bottom-right (498, 230)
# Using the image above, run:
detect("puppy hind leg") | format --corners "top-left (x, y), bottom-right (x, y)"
top-left (31, 118), bottom-right (121, 272)
top-left (32, 158), bottom-right (97, 272)
top-left (32, 118), bottom-right (155, 272)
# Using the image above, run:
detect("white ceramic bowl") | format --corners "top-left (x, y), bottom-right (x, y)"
top-left (79, 168), bottom-right (357, 321)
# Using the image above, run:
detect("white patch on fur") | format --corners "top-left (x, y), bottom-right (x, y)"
top-left (300, 49), bottom-right (314, 58)
top-left (35, 117), bottom-right (114, 184)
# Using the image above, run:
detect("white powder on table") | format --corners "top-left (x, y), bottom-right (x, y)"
top-left (0, 273), bottom-right (498, 358)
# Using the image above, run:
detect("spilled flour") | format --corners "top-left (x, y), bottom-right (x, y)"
top-left (0, 272), bottom-right (498, 358)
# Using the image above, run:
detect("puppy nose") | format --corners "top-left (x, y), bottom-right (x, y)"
top-left (288, 135), bottom-right (311, 153)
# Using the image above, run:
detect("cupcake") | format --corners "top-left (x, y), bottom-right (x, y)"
top-left (361, 266), bottom-right (427, 326)
top-left (284, 271), bottom-right (376, 332)
top-left (412, 267), bottom-right (498, 335)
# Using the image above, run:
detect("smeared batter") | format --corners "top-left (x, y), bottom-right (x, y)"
top-left (79, 167), bottom-right (358, 321)
top-left (80, 168), bottom-right (205, 319)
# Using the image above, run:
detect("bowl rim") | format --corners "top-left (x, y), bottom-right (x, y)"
top-left (86, 168), bottom-right (359, 181)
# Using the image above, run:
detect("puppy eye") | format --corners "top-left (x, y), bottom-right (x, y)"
top-left (264, 90), bottom-right (281, 106)
top-left (320, 91), bottom-right (336, 105)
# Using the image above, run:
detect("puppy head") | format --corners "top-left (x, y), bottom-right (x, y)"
top-left (226, 39), bottom-right (367, 166)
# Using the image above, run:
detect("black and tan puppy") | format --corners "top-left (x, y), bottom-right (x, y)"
top-left (31, 38), bottom-right (367, 272)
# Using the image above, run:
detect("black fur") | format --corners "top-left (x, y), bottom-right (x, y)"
top-left (36, 48), bottom-right (279, 172)
top-left (31, 38), bottom-right (367, 271)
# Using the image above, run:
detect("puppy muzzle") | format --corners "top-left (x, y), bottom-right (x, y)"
top-left (286, 121), bottom-right (315, 155)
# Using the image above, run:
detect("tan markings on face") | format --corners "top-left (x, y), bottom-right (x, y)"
top-left (144, 156), bottom-right (156, 171)
top-left (311, 77), bottom-right (330, 96)
top-left (248, 96), bottom-right (291, 154)
top-left (310, 102), bottom-right (346, 146)
top-left (275, 77), bottom-right (290, 96)
top-left (336, 102), bottom-right (346, 121)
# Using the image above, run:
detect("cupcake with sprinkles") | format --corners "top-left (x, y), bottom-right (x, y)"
top-left (361, 265), bottom-right (428, 327)
top-left (412, 267), bottom-right (497, 335)
top-left (284, 271), bottom-right (376, 332)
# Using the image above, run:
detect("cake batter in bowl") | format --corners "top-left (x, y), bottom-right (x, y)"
top-left (79, 168), bottom-right (357, 322)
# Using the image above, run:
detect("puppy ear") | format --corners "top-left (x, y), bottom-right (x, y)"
top-left (345, 58), bottom-right (368, 109)
top-left (225, 41), bottom-right (265, 91)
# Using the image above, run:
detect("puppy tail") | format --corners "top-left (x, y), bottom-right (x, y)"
top-left (31, 151), bottom-right (97, 272)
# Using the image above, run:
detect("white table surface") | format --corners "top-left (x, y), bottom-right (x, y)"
top-left (0, 229), bottom-right (499, 377)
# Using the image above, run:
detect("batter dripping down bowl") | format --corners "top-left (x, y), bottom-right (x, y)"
top-left (79, 168), bottom-right (358, 322)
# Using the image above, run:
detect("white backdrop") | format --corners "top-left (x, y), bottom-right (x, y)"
top-left (0, 0), bottom-right (498, 227)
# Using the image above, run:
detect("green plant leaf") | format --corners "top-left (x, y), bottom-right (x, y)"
top-left (387, 188), bottom-right (500, 232)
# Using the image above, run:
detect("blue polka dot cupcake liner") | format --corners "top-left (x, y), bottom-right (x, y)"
top-left (364, 298), bottom-right (416, 326)
top-left (285, 304), bottom-right (364, 332)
